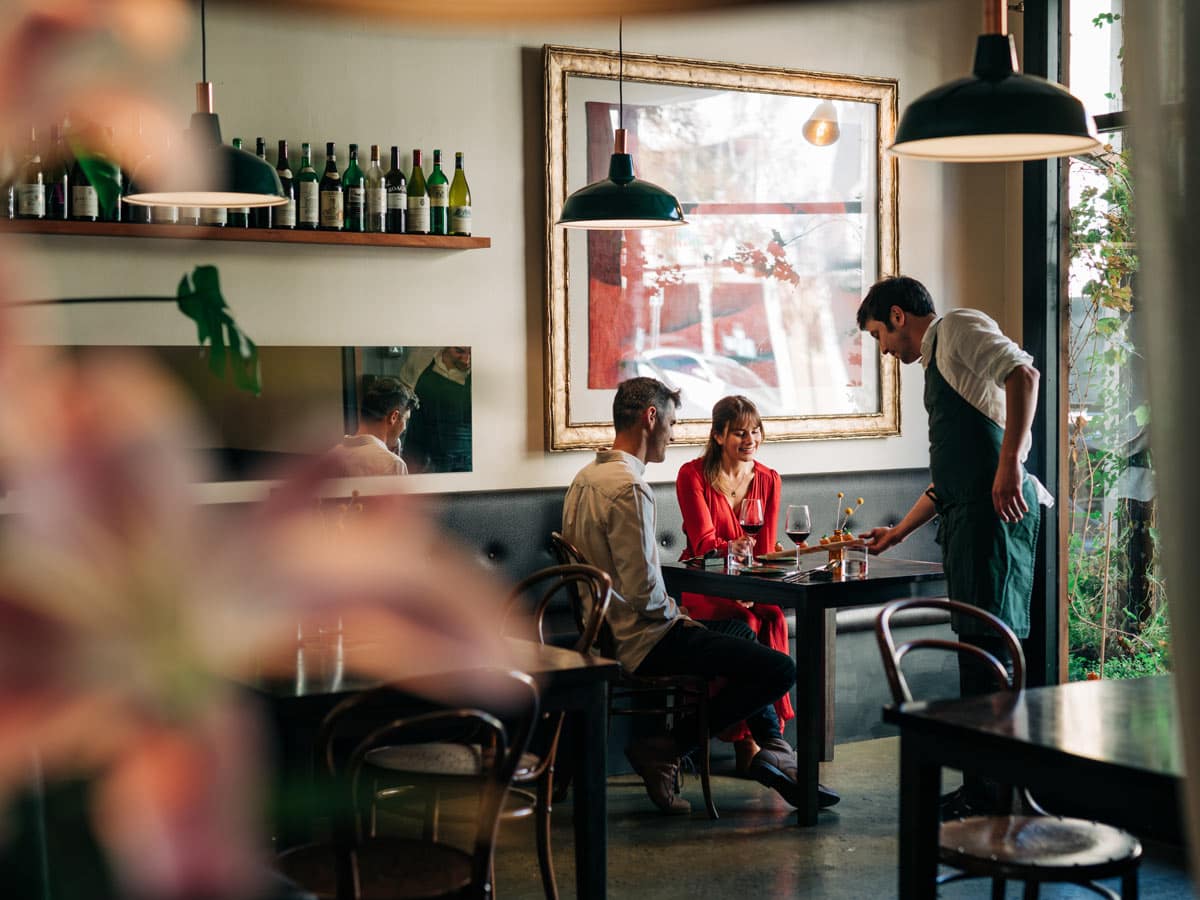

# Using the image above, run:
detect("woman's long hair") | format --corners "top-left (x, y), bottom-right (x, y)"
top-left (701, 395), bottom-right (765, 486)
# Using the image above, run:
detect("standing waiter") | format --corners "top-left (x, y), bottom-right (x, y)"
top-left (855, 275), bottom-right (1053, 812)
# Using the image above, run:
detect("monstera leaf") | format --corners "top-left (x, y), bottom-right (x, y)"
top-left (176, 266), bottom-right (261, 396)
top-left (71, 148), bottom-right (123, 221)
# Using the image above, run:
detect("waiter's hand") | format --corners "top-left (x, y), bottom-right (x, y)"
top-left (992, 457), bottom-right (1029, 522)
top-left (860, 526), bottom-right (899, 555)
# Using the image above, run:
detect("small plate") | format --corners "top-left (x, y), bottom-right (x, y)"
top-left (740, 565), bottom-right (790, 578)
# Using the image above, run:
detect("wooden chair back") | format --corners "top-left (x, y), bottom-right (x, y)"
top-left (506, 563), bottom-right (611, 654)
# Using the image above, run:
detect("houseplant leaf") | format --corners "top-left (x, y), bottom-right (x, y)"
top-left (176, 265), bottom-right (261, 396)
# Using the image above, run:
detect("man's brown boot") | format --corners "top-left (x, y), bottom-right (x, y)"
top-left (748, 735), bottom-right (840, 808)
top-left (625, 736), bottom-right (691, 815)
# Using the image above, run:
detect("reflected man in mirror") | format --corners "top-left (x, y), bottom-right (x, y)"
top-left (403, 346), bottom-right (472, 473)
top-left (328, 376), bottom-right (419, 477)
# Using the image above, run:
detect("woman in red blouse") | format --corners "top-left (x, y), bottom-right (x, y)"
top-left (675, 395), bottom-right (794, 772)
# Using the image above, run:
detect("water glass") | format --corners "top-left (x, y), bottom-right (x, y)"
top-left (727, 535), bottom-right (756, 575)
top-left (842, 543), bottom-right (869, 580)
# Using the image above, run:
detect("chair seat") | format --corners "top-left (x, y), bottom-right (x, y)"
top-left (365, 743), bottom-right (542, 781)
top-left (941, 815), bottom-right (1143, 880)
top-left (277, 836), bottom-right (473, 900)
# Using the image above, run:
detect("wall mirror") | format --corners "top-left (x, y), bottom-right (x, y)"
top-left (61, 345), bottom-right (473, 480)
top-left (544, 45), bottom-right (899, 450)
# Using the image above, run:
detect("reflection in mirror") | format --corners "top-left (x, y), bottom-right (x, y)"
top-left (60, 345), bottom-right (473, 480)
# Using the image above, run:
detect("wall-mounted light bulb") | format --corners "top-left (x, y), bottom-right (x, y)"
top-left (803, 100), bottom-right (840, 147)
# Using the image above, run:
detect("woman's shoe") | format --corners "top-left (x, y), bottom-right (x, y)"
top-left (734, 738), bottom-right (760, 776)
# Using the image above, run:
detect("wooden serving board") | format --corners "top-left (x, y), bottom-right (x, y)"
top-left (758, 539), bottom-right (864, 562)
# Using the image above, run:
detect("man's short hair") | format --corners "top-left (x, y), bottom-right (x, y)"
top-left (612, 377), bottom-right (681, 432)
top-left (856, 276), bottom-right (936, 330)
top-left (360, 376), bottom-right (419, 421)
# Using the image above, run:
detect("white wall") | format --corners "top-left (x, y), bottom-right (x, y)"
top-left (10, 0), bottom-right (1023, 499)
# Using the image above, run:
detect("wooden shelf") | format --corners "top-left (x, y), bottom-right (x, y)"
top-left (0, 219), bottom-right (490, 249)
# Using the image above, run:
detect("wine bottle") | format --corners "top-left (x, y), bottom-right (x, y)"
top-left (297, 141), bottom-right (319, 230)
top-left (252, 138), bottom-right (272, 228)
top-left (342, 143), bottom-right (365, 233)
top-left (319, 141), bottom-right (343, 231)
top-left (364, 144), bottom-right (386, 233)
top-left (46, 124), bottom-right (69, 220)
top-left (274, 139), bottom-right (295, 229)
top-left (427, 148), bottom-right (449, 235)
top-left (15, 128), bottom-right (45, 220)
top-left (406, 149), bottom-right (428, 235)
top-left (69, 147), bottom-right (98, 222)
top-left (2, 146), bottom-right (14, 219)
top-left (149, 132), bottom-right (178, 225)
top-left (449, 151), bottom-right (472, 237)
top-left (385, 146), bottom-right (407, 234)
top-left (200, 204), bottom-right (227, 226)
top-left (227, 138), bottom-right (250, 227)
top-left (123, 116), bottom-right (151, 224)
top-left (98, 127), bottom-right (122, 223)
top-left (176, 128), bottom-right (200, 225)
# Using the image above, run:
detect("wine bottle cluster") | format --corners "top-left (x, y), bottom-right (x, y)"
top-left (3, 128), bottom-right (474, 237)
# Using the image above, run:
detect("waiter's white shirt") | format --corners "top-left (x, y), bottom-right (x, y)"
top-left (920, 309), bottom-right (1054, 507)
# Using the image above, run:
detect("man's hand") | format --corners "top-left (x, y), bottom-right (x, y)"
top-left (860, 526), bottom-right (900, 555)
top-left (992, 457), bottom-right (1028, 522)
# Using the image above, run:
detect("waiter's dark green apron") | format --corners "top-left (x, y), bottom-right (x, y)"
top-left (925, 327), bottom-right (1040, 637)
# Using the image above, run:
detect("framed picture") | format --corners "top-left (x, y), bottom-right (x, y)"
top-left (544, 45), bottom-right (899, 450)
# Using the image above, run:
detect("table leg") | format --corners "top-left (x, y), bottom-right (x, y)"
top-left (571, 681), bottom-right (608, 900)
top-left (821, 608), bottom-right (836, 762)
top-left (795, 605), bottom-right (826, 826)
top-left (897, 733), bottom-right (940, 898)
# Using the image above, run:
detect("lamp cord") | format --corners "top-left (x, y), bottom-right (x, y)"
top-left (618, 17), bottom-right (623, 131)
top-left (201, 0), bottom-right (207, 83)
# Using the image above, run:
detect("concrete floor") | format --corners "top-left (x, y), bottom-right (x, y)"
top-left (489, 737), bottom-right (1194, 899)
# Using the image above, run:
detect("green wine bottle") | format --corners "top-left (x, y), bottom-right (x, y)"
top-left (319, 141), bottom-right (343, 231)
top-left (69, 146), bottom-right (98, 222)
top-left (342, 143), bottom-right (365, 233)
top-left (228, 138), bottom-right (250, 227)
top-left (427, 148), bottom-right (449, 235)
top-left (406, 149), bottom-right (428, 235)
top-left (297, 142), bottom-right (319, 229)
top-left (449, 151), bottom-right (472, 237)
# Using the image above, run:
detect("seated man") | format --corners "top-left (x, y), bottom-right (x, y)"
top-left (327, 376), bottom-right (419, 477)
top-left (562, 376), bottom-right (839, 814)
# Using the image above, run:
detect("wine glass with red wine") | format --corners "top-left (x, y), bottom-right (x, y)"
top-left (785, 504), bottom-right (812, 569)
top-left (739, 497), bottom-right (765, 542)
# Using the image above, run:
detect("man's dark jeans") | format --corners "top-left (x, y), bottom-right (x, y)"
top-left (635, 618), bottom-right (795, 754)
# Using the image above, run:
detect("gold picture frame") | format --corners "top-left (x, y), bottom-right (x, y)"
top-left (544, 44), bottom-right (899, 450)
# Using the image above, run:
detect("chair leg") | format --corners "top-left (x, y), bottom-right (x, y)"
top-left (535, 774), bottom-right (559, 900)
top-left (990, 877), bottom-right (1006, 899)
top-left (697, 693), bottom-right (718, 820)
top-left (1122, 869), bottom-right (1138, 900)
top-left (1022, 880), bottom-right (1039, 900)
top-left (422, 786), bottom-right (441, 842)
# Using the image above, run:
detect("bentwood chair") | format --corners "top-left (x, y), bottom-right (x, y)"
top-left (876, 598), bottom-right (1142, 899)
top-left (276, 669), bottom-right (539, 900)
top-left (550, 531), bottom-right (718, 819)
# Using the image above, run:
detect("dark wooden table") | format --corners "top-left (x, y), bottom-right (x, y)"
top-left (661, 556), bottom-right (946, 825)
top-left (882, 675), bottom-right (1184, 898)
top-left (250, 638), bottom-right (619, 900)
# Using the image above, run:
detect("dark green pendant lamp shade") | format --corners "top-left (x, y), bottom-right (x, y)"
top-left (891, 31), bottom-right (1101, 162)
top-left (558, 128), bottom-right (686, 229)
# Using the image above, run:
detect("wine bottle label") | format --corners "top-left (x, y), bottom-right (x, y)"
top-left (151, 205), bottom-right (178, 224)
top-left (387, 189), bottom-right (407, 210)
top-left (71, 186), bottom-right (98, 218)
top-left (428, 183), bottom-right (449, 207)
top-left (201, 206), bottom-right (227, 225)
top-left (299, 183), bottom-right (319, 223)
top-left (233, 207), bottom-right (250, 216)
top-left (408, 195), bottom-right (429, 231)
top-left (276, 199), bottom-right (296, 227)
top-left (17, 185), bottom-right (44, 217)
top-left (320, 190), bottom-right (344, 226)
top-left (367, 188), bottom-right (386, 216)
top-left (347, 186), bottom-right (365, 211)
top-left (450, 206), bottom-right (472, 234)
top-left (179, 206), bottom-right (200, 222)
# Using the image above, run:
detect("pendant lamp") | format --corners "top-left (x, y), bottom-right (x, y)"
top-left (889, 0), bottom-right (1101, 162)
top-left (123, 0), bottom-right (286, 210)
top-left (556, 20), bottom-right (686, 229)
top-left (802, 101), bottom-right (840, 147)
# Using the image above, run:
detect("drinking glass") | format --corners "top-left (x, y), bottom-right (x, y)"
top-left (842, 543), bottom-right (869, 580)
top-left (726, 535), bottom-right (755, 576)
top-left (738, 497), bottom-right (765, 540)
top-left (784, 504), bottom-right (812, 570)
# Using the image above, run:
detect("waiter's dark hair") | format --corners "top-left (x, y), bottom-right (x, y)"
top-left (613, 377), bottom-right (681, 432)
top-left (857, 276), bottom-right (936, 331)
